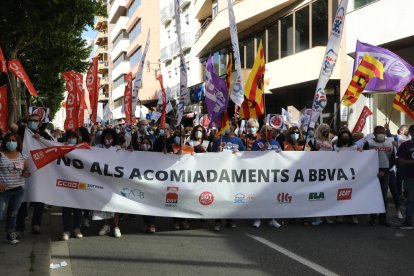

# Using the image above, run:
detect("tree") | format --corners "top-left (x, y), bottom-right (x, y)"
top-left (0, 0), bottom-right (105, 122)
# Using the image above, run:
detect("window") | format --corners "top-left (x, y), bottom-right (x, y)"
top-left (113, 31), bottom-right (128, 48)
top-left (245, 37), bottom-right (255, 68)
top-left (239, 44), bottom-right (245, 69)
top-left (219, 50), bottom-right (227, 76)
top-left (212, 0), bottom-right (219, 19)
top-left (280, 14), bottom-right (293, 58)
top-left (256, 31), bottom-right (266, 62)
top-left (312, 0), bottom-right (328, 47)
top-left (113, 75), bottom-right (125, 89)
top-left (130, 47), bottom-right (142, 69)
top-left (113, 53), bottom-right (128, 68)
top-left (213, 51), bottom-right (220, 74)
top-left (353, 0), bottom-right (376, 10)
top-left (295, 5), bottom-right (309, 53)
top-left (268, 23), bottom-right (278, 62)
top-left (114, 98), bottom-right (124, 109)
top-left (127, 0), bottom-right (141, 17)
top-left (129, 20), bottom-right (142, 43)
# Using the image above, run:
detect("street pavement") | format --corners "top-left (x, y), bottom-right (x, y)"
top-left (2, 204), bottom-right (414, 276)
top-left (48, 209), bottom-right (414, 276)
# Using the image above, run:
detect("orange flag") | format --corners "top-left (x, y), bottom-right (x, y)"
top-left (8, 59), bottom-right (38, 96)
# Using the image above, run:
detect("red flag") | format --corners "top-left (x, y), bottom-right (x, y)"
top-left (63, 71), bottom-right (79, 130)
top-left (0, 47), bottom-right (7, 73)
top-left (30, 143), bottom-right (90, 169)
top-left (87, 57), bottom-right (99, 123)
top-left (156, 74), bottom-right (167, 128)
top-left (352, 106), bottom-right (373, 133)
top-left (8, 59), bottom-right (38, 96)
top-left (72, 72), bottom-right (86, 127)
top-left (123, 72), bottom-right (133, 125)
top-left (0, 85), bottom-right (8, 132)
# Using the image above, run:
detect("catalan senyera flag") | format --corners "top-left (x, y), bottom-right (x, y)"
top-left (342, 54), bottom-right (384, 106)
top-left (393, 78), bottom-right (414, 120)
top-left (239, 41), bottom-right (265, 119)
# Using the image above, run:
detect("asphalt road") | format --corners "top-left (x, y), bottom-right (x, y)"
top-left (49, 210), bottom-right (414, 276)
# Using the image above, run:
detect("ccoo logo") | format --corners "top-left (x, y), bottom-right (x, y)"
top-left (277, 192), bottom-right (292, 203)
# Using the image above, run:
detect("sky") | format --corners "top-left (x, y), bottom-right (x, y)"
top-left (82, 25), bottom-right (97, 60)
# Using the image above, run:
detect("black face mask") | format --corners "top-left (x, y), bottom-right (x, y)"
top-left (342, 138), bottom-right (349, 144)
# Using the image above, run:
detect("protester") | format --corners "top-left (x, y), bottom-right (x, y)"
top-left (251, 126), bottom-right (283, 229)
top-left (61, 131), bottom-right (83, 240)
top-left (283, 126), bottom-right (310, 151)
top-left (0, 132), bottom-right (30, 244)
top-left (8, 104), bottom-right (53, 235)
top-left (364, 126), bottom-right (394, 227)
top-left (136, 136), bottom-right (157, 233)
top-left (243, 118), bottom-right (260, 150)
top-left (396, 125), bottom-right (410, 199)
top-left (188, 125), bottom-right (209, 152)
top-left (153, 123), bottom-right (171, 153)
top-left (333, 129), bottom-right (359, 224)
top-left (397, 125), bottom-right (414, 229)
top-left (96, 128), bottom-right (123, 237)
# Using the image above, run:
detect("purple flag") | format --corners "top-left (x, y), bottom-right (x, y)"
top-left (205, 55), bottom-right (229, 128)
top-left (354, 41), bottom-right (414, 92)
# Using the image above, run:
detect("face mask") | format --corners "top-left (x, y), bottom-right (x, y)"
top-left (141, 144), bottom-right (151, 151)
top-left (195, 131), bottom-right (203, 139)
top-left (266, 133), bottom-right (273, 140)
top-left (309, 130), bottom-right (315, 138)
top-left (248, 127), bottom-right (257, 135)
top-left (6, 141), bottom-right (17, 151)
top-left (149, 130), bottom-right (154, 135)
top-left (291, 133), bottom-right (299, 141)
top-left (159, 129), bottom-right (165, 136)
top-left (105, 139), bottom-right (113, 146)
top-left (140, 126), bottom-right (148, 132)
top-left (174, 136), bottom-right (181, 145)
top-left (342, 138), bottom-right (349, 144)
top-left (376, 134), bottom-right (386, 142)
top-left (67, 138), bottom-right (77, 145)
top-left (28, 121), bottom-right (39, 130)
top-left (224, 129), bottom-right (231, 135)
top-left (97, 131), bottom-right (103, 136)
top-left (115, 129), bottom-right (121, 134)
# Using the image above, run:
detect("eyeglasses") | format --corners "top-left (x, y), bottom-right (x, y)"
top-left (292, 131), bottom-right (300, 134)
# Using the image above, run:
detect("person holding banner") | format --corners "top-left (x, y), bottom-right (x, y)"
top-left (283, 126), bottom-right (310, 152)
top-left (96, 128), bottom-right (123, 237)
top-left (0, 132), bottom-right (30, 244)
top-left (153, 124), bottom-right (171, 153)
top-left (61, 131), bottom-right (84, 240)
top-left (333, 129), bottom-right (359, 224)
top-left (364, 126), bottom-right (395, 227)
top-left (243, 119), bottom-right (260, 151)
top-left (9, 103), bottom-right (52, 235)
top-left (397, 125), bottom-right (414, 230)
top-left (135, 136), bottom-right (157, 233)
top-left (251, 125), bottom-right (283, 229)
top-left (187, 125), bottom-right (209, 153)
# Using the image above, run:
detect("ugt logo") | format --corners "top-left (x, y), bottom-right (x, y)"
top-left (309, 192), bottom-right (325, 201)
top-left (337, 188), bottom-right (352, 200)
top-left (277, 192), bottom-right (292, 203)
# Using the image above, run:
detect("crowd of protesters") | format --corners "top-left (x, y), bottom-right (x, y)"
top-left (1, 110), bottom-right (414, 245)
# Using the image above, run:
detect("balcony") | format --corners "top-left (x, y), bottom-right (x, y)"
top-left (98, 61), bottom-right (109, 73)
top-left (180, 0), bottom-right (190, 9)
top-left (97, 46), bottom-right (108, 57)
top-left (95, 31), bottom-right (108, 46)
top-left (181, 32), bottom-right (193, 51)
top-left (98, 93), bottom-right (109, 102)
top-left (94, 16), bottom-right (108, 30)
top-left (195, 18), bottom-right (211, 42)
top-left (160, 3), bottom-right (173, 25)
top-left (109, 0), bottom-right (127, 24)
top-left (160, 46), bottom-right (172, 63)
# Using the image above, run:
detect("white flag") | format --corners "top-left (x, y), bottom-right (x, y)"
top-left (132, 29), bottom-right (151, 117)
top-left (227, 0), bottom-right (244, 107)
top-left (174, 0), bottom-right (187, 126)
top-left (310, 0), bottom-right (348, 124)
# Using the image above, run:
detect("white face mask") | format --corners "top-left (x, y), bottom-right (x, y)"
top-left (141, 144), bottom-right (151, 151)
top-left (105, 139), bottom-right (113, 146)
top-left (174, 136), bottom-right (181, 145)
top-left (376, 134), bottom-right (386, 142)
top-left (195, 131), bottom-right (203, 139)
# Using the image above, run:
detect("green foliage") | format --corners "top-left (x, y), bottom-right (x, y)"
top-left (0, 0), bottom-right (106, 119)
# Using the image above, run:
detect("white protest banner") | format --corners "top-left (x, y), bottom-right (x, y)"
top-left (24, 129), bottom-right (384, 219)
